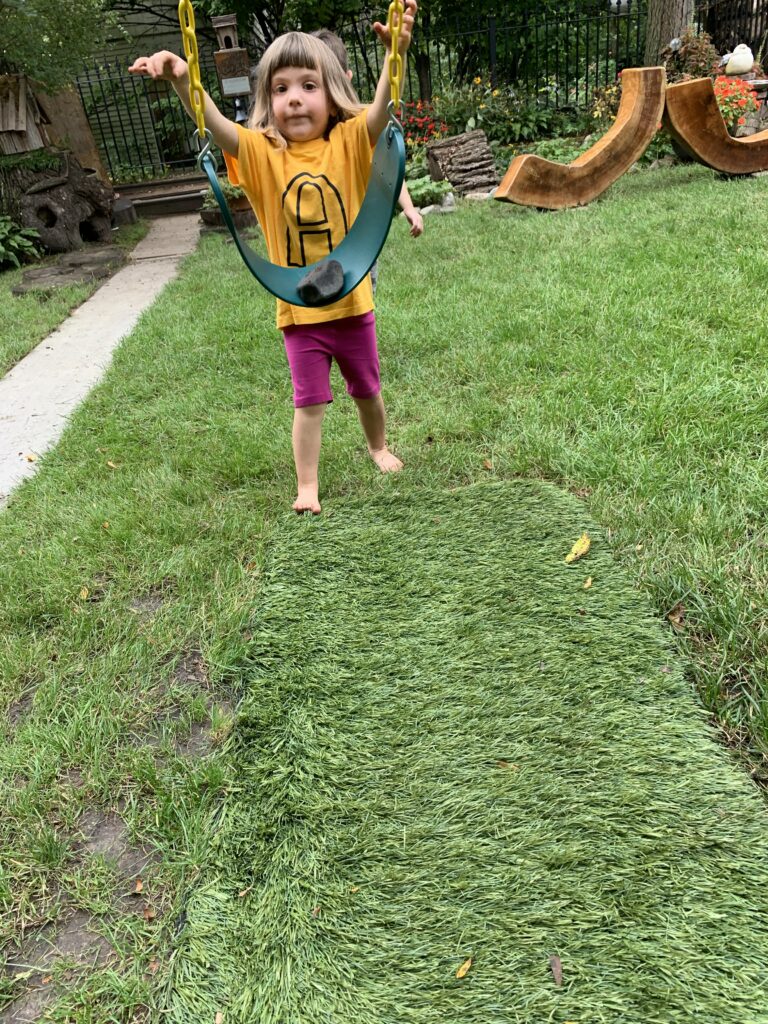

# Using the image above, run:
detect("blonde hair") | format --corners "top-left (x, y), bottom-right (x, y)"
top-left (248, 32), bottom-right (363, 147)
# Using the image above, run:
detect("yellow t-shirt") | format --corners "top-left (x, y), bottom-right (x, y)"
top-left (224, 113), bottom-right (375, 329)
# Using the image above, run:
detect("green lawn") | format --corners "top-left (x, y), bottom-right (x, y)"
top-left (0, 220), bottom-right (149, 376)
top-left (2, 162), bottom-right (768, 1020)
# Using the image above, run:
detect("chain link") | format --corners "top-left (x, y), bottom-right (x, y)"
top-left (177, 0), bottom-right (206, 139)
top-left (386, 0), bottom-right (405, 110)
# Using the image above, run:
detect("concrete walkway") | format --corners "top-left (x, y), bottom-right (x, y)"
top-left (0, 214), bottom-right (200, 506)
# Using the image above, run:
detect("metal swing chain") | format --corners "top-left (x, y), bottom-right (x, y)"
top-left (386, 0), bottom-right (406, 129)
top-left (177, 0), bottom-right (216, 166)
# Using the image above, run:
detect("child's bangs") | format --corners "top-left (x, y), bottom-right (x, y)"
top-left (265, 33), bottom-right (321, 80)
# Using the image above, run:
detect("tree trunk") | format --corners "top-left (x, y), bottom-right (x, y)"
top-left (414, 51), bottom-right (432, 102)
top-left (3, 150), bottom-right (114, 252)
top-left (413, 9), bottom-right (432, 102)
top-left (644, 0), bottom-right (694, 65)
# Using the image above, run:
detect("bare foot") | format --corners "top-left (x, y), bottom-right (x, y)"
top-left (293, 486), bottom-right (321, 514)
top-left (369, 446), bottom-right (403, 473)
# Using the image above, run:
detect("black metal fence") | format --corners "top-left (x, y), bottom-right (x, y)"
top-left (76, 53), bottom-right (222, 180)
top-left (697, 0), bottom-right (768, 56)
top-left (77, 0), bottom-right (768, 182)
top-left (342, 2), bottom-right (647, 107)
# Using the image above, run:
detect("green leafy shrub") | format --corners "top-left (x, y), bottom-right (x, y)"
top-left (405, 176), bottom-right (453, 207)
top-left (527, 136), bottom-right (591, 163)
top-left (201, 180), bottom-right (247, 210)
top-left (433, 77), bottom-right (561, 144)
top-left (0, 217), bottom-right (41, 270)
top-left (405, 144), bottom-right (429, 181)
top-left (590, 78), bottom-right (622, 129)
top-left (636, 129), bottom-right (678, 165)
top-left (660, 28), bottom-right (721, 83)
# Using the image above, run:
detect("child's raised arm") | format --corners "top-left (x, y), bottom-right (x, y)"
top-left (367, 0), bottom-right (417, 144)
top-left (128, 51), bottom-right (240, 158)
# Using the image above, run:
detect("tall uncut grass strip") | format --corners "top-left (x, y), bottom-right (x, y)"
top-left (171, 482), bottom-right (768, 1024)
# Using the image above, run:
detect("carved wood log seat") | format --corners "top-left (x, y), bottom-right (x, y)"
top-left (663, 76), bottom-right (768, 176)
top-left (494, 67), bottom-right (667, 210)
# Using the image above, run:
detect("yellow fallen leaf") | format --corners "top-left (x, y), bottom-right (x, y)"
top-left (102, 521), bottom-right (110, 530)
top-left (107, 461), bottom-right (118, 469)
top-left (456, 957), bottom-right (472, 979)
top-left (350, 886), bottom-right (360, 893)
top-left (565, 533), bottom-right (590, 564)
top-left (215, 1013), bottom-right (224, 1024)
top-left (134, 878), bottom-right (143, 894)
top-left (24, 452), bottom-right (38, 463)
top-left (79, 587), bottom-right (89, 600)
top-left (583, 576), bottom-right (592, 589)
top-left (143, 906), bottom-right (157, 921)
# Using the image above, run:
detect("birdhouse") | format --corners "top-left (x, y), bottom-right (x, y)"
top-left (211, 14), bottom-right (251, 98)
top-left (211, 15), bottom-right (239, 51)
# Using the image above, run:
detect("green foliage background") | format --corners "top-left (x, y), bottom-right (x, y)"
top-left (0, 0), bottom-right (115, 88)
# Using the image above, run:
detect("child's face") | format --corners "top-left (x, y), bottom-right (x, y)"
top-left (271, 66), bottom-right (333, 143)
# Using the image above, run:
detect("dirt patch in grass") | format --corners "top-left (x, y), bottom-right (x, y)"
top-left (6, 692), bottom-right (34, 729)
top-left (171, 649), bottom-right (209, 689)
top-left (1, 909), bottom-right (115, 1024)
top-left (76, 808), bottom-right (157, 884)
top-left (129, 578), bottom-right (176, 620)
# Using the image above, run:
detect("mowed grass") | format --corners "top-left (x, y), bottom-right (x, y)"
top-left (0, 162), bottom-right (767, 1019)
top-left (0, 220), bottom-right (149, 376)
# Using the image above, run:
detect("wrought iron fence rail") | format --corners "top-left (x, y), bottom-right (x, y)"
top-left (77, 0), bottom-right (767, 182)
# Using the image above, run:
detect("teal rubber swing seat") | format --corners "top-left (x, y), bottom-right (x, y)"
top-left (200, 121), bottom-right (406, 308)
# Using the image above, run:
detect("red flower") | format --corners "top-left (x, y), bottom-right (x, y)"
top-left (738, 116), bottom-right (746, 125)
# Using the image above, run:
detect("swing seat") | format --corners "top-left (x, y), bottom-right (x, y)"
top-left (201, 122), bottom-right (406, 307)
top-left (663, 77), bottom-right (768, 176)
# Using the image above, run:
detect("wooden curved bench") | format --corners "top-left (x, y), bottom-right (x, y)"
top-left (494, 67), bottom-right (666, 210)
top-left (663, 77), bottom-right (768, 175)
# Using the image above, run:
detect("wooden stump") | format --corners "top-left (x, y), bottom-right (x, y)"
top-left (18, 151), bottom-right (114, 252)
top-left (426, 130), bottom-right (498, 195)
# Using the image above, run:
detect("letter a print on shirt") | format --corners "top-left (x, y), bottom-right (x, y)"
top-left (282, 172), bottom-right (349, 267)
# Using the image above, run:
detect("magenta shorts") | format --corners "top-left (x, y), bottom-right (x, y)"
top-left (282, 311), bottom-right (380, 408)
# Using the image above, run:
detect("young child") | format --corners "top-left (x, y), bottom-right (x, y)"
top-left (311, 28), bottom-right (423, 295)
top-left (129, 1), bottom-right (416, 514)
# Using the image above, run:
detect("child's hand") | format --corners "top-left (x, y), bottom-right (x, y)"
top-left (403, 207), bottom-right (423, 237)
top-left (373, 0), bottom-right (417, 54)
top-left (128, 51), bottom-right (189, 82)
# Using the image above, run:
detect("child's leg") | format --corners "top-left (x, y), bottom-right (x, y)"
top-left (292, 403), bottom-right (326, 513)
top-left (332, 312), bottom-right (403, 474)
top-left (352, 394), bottom-right (403, 473)
top-left (283, 323), bottom-right (335, 513)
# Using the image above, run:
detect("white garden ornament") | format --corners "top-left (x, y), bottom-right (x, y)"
top-left (725, 44), bottom-right (754, 75)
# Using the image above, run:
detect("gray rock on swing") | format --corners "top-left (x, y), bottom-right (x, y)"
top-left (296, 259), bottom-right (344, 305)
